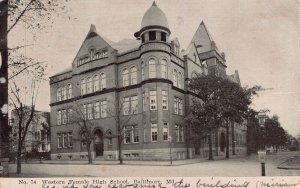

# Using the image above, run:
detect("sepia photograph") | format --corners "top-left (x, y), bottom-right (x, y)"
top-left (0, 0), bottom-right (300, 180)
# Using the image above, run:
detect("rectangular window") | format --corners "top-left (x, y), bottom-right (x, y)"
top-left (81, 79), bottom-right (86, 95)
top-left (142, 92), bottom-right (145, 111)
top-left (94, 102), bottom-right (100, 119)
top-left (61, 87), bottom-right (66, 100)
top-left (178, 98), bottom-right (183, 115)
top-left (67, 84), bottom-right (72, 99)
top-left (161, 32), bottom-right (166, 42)
top-left (133, 126), bottom-right (139, 143)
top-left (103, 50), bottom-right (108, 58)
top-left (175, 125), bottom-right (179, 142)
top-left (174, 98), bottom-right (178, 114)
top-left (62, 109), bottom-right (67, 124)
top-left (57, 133), bottom-right (62, 148)
top-left (178, 72), bottom-right (182, 88)
top-left (100, 100), bottom-right (107, 118)
top-left (123, 97), bottom-right (130, 115)
top-left (124, 126), bottom-right (131, 144)
top-left (141, 62), bottom-right (145, 80)
top-left (162, 91), bottom-right (168, 110)
top-left (149, 31), bottom-right (156, 41)
top-left (87, 103), bottom-right (93, 120)
top-left (57, 88), bottom-right (61, 102)
top-left (163, 123), bottom-right (169, 141)
top-left (149, 91), bottom-right (157, 110)
top-left (68, 132), bottom-right (73, 148)
top-left (67, 109), bottom-right (72, 123)
top-left (82, 104), bottom-right (87, 120)
top-left (57, 110), bottom-right (61, 125)
top-left (87, 78), bottom-right (93, 94)
top-left (175, 125), bottom-right (184, 142)
top-left (151, 123), bottom-right (158, 142)
top-left (131, 96), bottom-right (138, 114)
top-left (62, 133), bottom-right (68, 148)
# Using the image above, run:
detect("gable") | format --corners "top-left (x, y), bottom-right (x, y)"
top-left (188, 21), bottom-right (216, 53)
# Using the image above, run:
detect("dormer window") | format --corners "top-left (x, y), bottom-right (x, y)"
top-left (89, 49), bottom-right (95, 60)
top-left (149, 31), bottom-right (156, 41)
top-left (174, 45), bottom-right (179, 56)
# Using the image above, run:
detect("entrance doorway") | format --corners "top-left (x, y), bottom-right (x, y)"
top-left (94, 129), bottom-right (104, 157)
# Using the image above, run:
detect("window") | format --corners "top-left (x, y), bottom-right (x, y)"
top-left (67, 109), bottom-right (72, 123)
top-left (141, 61), bottom-right (145, 80)
top-left (87, 77), bottom-right (92, 93)
top-left (178, 72), bottom-right (182, 88)
top-left (161, 59), bottom-right (167, 78)
top-left (149, 91), bottom-right (157, 110)
top-left (61, 86), bottom-right (66, 100)
top-left (124, 126), bottom-right (131, 144)
top-left (68, 132), bottom-right (73, 148)
top-left (94, 102), bottom-right (100, 119)
top-left (62, 110), bottom-right (67, 124)
top-left (107, 131), bottom-right (113, 145)
top-left (161, 32), bottom-right (166, 42)
top-left (82, 104), bottom-right (87, 120)
top-left (100, 100), bottom-right (107, 118)
top-left (90, 49), bottom-right (94, 60)
top-left (57, 87), bottom-right (61, 101)
top-left (149, 59), bottom-right (156, 78)
top-left (100, 73), bottom-right (106, 89)
top-left (175, 125), bottom-right (184, 142)
top-left (57, 110), bottom-right (62, 125)
top-left (122, 69), bottom-right (129, 86)
top-left (123, 97), bottom-right (130, 115)
top-left (173, 69), bottom-right (178, 86)
top-left (174, 45), bottom-right (179, 56)
top-left (63, 133), bottom-right (68, 148)
top-left (103, 50), bottom-right (108, 58)
top-left (81, 134), bottom-right (86, 147)
top-left (142, 92), bottom-right (145, 111)
top-left (162, 91), bottom-right (168, 110)
top-left (174, 98), bottom-right (178, 114)
top-left (87, 103), bottom-right (93, 120)
top-left (123, 96), bottom-right (137, 115)
top-left (93, 75), bottom-right (99, 91)
top-left (151, 123), bottom-right (158, 142)
top-left (130, 66), bottom-right (137, 85)
top-left (81, 79), bottom-right (86, 95)
top-left (133, 126), bottom-right (139, 143)
top-left (141, 34), bottom-right (145, 43)
top-left (57, 133), bottom-right (62, 148)
top-left (149, 31), bottom-right (156, 41)
top-left (67, 84), bottom-right (72, 99)
top-left (131, 96), bottom-right (138, 114)
top-left (163, 123), bottom-right (169, 141)
top-left (174, 97), bottom-right (183, 115)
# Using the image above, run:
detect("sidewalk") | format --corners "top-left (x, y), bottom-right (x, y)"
top-left (23, 154), bottom-right (246, 166)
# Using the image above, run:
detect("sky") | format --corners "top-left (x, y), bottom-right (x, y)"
top-left (10, 0), bottom-right (300, 137)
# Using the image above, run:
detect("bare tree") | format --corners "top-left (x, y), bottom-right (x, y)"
top-left (68, 101), bottom-right (94, 164)
top-left (107, 93), bottom-right (135, 164)
top-left (8, 75), bottom-right (41, 174)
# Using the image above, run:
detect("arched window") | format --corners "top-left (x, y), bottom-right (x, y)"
top-left (173, 69), bottom-right (178, 86)
top-left (141, 61), bottom-right (145, 80)
top-left (67, 84), bottom-right (72, 99)
top-left (93, 75), bottom-right (99, 91)
top-left (178, 72), bottom-right (182, 88)
top-left (149, 59), bottom-right (156, 78)
top-left (100, 73), bottom-right (106, 89)
top-left (87, 77), bottom-right (92, 93)
top-left (130, 66), bottom-right (137, 85)
top-left (161, 59), bottom-right (167, 78)
top-left (80, 79), bottom-right (86, 95)
top-left (122, 68), bottom-right (129, 86)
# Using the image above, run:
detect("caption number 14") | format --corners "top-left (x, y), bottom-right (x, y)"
top-left (31, 180), bottom-right (37, 184)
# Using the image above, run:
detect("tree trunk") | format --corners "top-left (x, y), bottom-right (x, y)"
top-left (118, 137), bottom-right (123, 164)
top-left (231, 121), bottom-right (236, 155)
top-left (225, 118), bottom-right (230, 159)
top-left (215, 128), bottom-right (219, 156)
top-left (16, 144), bottom-right (22, 174)
top-left (86, 142), bottom-right (92, 164)
top-left (208, 130), bottom-right (213, 160)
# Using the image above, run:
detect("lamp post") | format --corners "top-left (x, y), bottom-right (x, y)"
top-left (257, 111), bottom-right (267, 176)
top-left (168, 136), bottom-right (172, 165)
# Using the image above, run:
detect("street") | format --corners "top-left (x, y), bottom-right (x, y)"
top-left (8, 151), bottom-right (300, 177)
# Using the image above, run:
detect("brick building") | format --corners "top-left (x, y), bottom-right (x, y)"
top-left (49, 2), bottom-right (246, 160)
